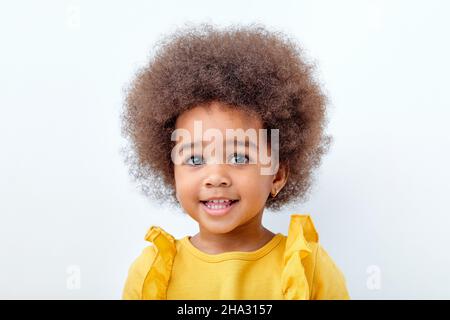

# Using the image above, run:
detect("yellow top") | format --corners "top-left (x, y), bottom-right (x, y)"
top-left (122, 214), bottom-right (350, 300)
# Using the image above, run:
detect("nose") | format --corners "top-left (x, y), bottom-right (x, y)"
top-left (203, 164), bottom-right (232, 188)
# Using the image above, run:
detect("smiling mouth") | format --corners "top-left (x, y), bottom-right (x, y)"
top-left (200, 199), bottom-right (239, 209)
top-left (200, 199), bottom-right (239, 216)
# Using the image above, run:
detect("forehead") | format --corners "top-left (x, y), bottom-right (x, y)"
top-left (175, 102), bottom-right (263, 132)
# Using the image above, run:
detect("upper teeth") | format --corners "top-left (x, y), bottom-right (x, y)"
top-left (208, 199), bottom-right (231, 203)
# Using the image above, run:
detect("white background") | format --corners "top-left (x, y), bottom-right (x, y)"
top-left (1, 0), bottom-right (449, 299)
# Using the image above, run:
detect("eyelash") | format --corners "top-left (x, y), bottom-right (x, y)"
top-left (184, 153), bottom-right (250, 166)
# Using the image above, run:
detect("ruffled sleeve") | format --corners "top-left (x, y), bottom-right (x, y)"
top-left (281, 214), bottom-right (318, 300)
top-left (141, 226), bottom-right (177, 299)
top-left (121, 226), bottom-right (177, 300)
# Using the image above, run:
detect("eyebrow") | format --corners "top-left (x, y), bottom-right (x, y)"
top-left (178, 139), bottom-right (258, 153)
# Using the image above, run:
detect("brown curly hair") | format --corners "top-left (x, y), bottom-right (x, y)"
top-left (120, 22), bottom-right (332, 211)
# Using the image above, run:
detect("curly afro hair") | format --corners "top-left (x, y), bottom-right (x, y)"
top-left (120, 22), bottom-right (332, 211)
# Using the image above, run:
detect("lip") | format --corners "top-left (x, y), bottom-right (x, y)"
top-left (200, 199), bottom-right (239, 217)
top-left (200, 197), bottom-right (238, 201)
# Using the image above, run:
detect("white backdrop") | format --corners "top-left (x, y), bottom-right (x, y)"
top-left (1, 0), bottom-right (449, 299)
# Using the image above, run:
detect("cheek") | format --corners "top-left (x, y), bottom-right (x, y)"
top-left (174, 167), bottom-right (199, 200)
top-left (234, 169), bottom-right (273, 197)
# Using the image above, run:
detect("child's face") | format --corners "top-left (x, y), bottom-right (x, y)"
top-left (173, 102), bottom-right (287, 234)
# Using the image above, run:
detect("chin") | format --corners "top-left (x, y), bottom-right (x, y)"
top-left (199, 215), bottom-right (239, 234)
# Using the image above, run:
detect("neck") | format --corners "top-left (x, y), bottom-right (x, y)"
top-left (190, 211), bottom-right (276, 254)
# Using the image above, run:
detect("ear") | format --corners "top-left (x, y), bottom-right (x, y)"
top-left (271, 162), bottom-right (289, 196)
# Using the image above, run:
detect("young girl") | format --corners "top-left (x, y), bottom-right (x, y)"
top-left (120, 23), bottom-right (350, 300)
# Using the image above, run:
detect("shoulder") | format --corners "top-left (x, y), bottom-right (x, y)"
top-left (122, 226), bottom-right (179, 300)
top-left (304, 242), bottom-right (350, 300)
top-left (121, 245), bottom-right (157, 300)
top-left (286, 214), bottom-right (350, 300)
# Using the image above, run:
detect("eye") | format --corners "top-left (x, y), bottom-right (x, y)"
top-left (185, 155), bottom-right (204, 166)
top-left (229, 153), bottom-right (250, 164)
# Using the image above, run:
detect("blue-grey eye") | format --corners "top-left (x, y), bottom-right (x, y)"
top-left (186, 155), bottom-right (204, 166)
top-left (229, 153), bottom-right (249, 164)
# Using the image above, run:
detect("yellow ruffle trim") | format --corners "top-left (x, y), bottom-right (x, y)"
top-left (281, 214), bottom-right (319, 300)
top-left (140, 214), bottom-right (318, 300)
top-left (141, 226), bottom-right (177, 299)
